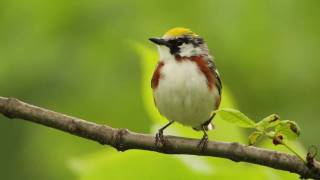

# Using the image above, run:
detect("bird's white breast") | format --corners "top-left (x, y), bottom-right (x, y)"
top-left (153, 60), bottom-right (218, 128)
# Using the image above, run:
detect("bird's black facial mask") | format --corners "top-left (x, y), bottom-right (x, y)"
top-left (149, 37), bottom-right (183, 55)
top-left (149, 36), bottom-right (203, 55)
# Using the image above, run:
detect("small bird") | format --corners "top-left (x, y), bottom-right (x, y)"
top-left (149, 27), bottom-right (222, 148)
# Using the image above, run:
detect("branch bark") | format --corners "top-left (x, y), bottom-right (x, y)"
top-left (0, 96), bottom-right (319, 179)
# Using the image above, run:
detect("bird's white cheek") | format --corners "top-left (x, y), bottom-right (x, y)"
top-left (179, 44), bottom-right (202, 57)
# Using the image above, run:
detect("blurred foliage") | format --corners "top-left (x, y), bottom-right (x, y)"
top-left (0, 0), bottom-right (319, 179)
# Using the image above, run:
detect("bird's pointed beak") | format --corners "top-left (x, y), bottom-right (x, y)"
top-left (149, 38), bottom-right (170, 46)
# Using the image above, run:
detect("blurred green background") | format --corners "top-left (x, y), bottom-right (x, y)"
top-left (1, 0), bottom-right (319, 179)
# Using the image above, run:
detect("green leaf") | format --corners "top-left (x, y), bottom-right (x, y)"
top-left (275, 120), bottom-right (301, 140)
top-left (216, 108), bottom-right (255, 128)
top-left (255, 114), bottom-right (280, 130)
top-left (248, 131), bottom-right (263, 145)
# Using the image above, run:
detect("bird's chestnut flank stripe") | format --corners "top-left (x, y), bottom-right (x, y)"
top-left (175, 55), bottom-right (215, 90)
top-left (151, 61), bottom-right (164, 89)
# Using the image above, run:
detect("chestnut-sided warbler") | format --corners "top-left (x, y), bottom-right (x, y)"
top-left (149, 27), bottom-right (222, 148)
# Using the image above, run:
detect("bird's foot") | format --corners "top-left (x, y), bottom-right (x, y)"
top-left (155, 130), bottom-right (166, 147)
top-left (197, 134), bottom-right (209, 152)
top-left (154, 121), bottom-right (174, 148)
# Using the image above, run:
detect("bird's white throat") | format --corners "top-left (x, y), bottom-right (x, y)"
top-left (157, 46), bottom-right (175, 62)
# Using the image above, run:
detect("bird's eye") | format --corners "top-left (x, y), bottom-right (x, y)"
top-left (176, 40), bottom-right (183, 46)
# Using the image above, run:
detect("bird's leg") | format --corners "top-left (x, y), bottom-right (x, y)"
top-left (155, 121), bottom-right (174, 147)
top-left (206, 112), bottom-right (216, 126)
top-left (209, 112), bottom-right (216, 121)
top-left (197, 125), bottom-right (209, 152)
top-left (197, 113), bottom-right (216, 151)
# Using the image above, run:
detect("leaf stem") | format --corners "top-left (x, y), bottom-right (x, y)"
top-left (262, 131), bottom-right (306, 164)
top-left (281, 141), bottom-right (307, 164)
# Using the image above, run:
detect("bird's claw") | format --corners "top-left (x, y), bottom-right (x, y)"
top-left (155, 130), bottom-right (165, 147)
top-left (197, 135), bottom-right (209, 152)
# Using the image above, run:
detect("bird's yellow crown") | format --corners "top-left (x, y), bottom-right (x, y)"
top-left (163, 27), bottom-right (198, 38)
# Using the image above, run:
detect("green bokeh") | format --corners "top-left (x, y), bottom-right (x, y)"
top-left (0, 0), bottom-right (319, 179)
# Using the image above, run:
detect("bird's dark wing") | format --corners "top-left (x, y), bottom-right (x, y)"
top-left (208, 60), bottom-right (222, 96)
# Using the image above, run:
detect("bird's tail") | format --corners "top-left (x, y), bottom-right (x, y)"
top-left (206, 123), bottom-right (215, 130)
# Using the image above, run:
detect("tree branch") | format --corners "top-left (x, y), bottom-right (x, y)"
top-left (0, 97), bottom-right (319, 179)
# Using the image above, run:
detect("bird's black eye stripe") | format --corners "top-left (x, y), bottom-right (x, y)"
top-left (178, 37), bottom-right (190, 44)
top-left (176, 39), bottom-right (183, 46)
top-left (168, 39), bottom-right (182, 46)
top-left (167, 36), bottom-right (204, 55)
top-left (170, 37), bottom-right (204, 47)
top-left (168, 37), bottom-right (190, 46)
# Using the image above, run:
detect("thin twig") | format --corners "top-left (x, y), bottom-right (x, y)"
top-left (0, 97), bottom-right (319, 179)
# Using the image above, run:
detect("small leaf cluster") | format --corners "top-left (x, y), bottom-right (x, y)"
top-left (215, 108), bottom-right (301, 146)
